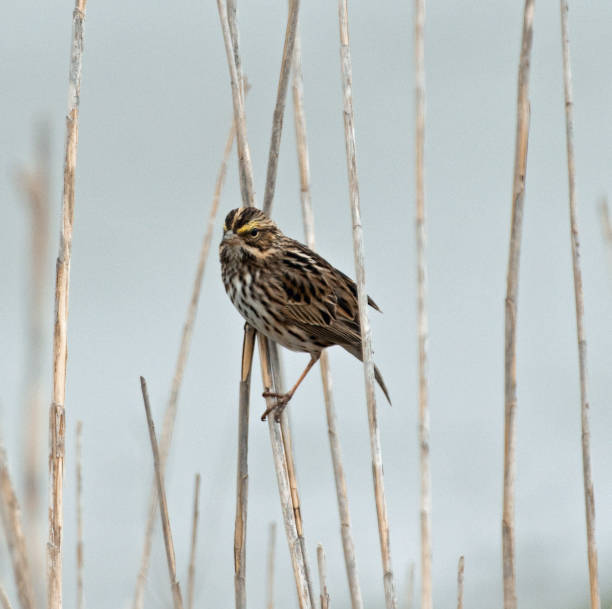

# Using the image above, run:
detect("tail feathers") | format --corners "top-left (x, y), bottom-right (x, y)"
top-left (374, 364), bottom-right (392, 406)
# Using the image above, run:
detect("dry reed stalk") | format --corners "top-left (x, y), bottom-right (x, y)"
top-left (406, 563), bottom-right (415, 609)
top-left (186, 473), bottom-right (201, 609)
top-left (292, 31), bottom-right (363, 609)
top-left (413, 0), bottom-right (433, 607)
top-left (559, 4), bottom-right (601, 608)
top-left (234, 325), bottom-right (255, 609)
top-left (48, 3), bottom-right (88, 608)
top-left (258, 336), bottom-right (315, 609)
top-left (0, 443), bottom-right (35, 609)
top-left (265, 522), bottom-right (277, 609)
top-left (336, 2), bottom-right (397, 607)
top-left (503, 2), bottom-right (535, 608)
top-left (140, 377), bottom-right (184, 609)
top-left (132, 112), bottom-right (237, 609)
top-left (0, 587), bottom-right (13, 609)
top-left (75, 422), bottom-right (84, 609)
top-left (262, 0), bottom-right (300, 214)
top-left (317, 544), bottom-right (330, 609)
top-left (218, 0), bottom-right (255, 207)
top-left (456, 556), bottom-right (464, 609)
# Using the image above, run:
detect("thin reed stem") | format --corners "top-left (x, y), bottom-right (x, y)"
top-left (456, 556), bottom-right (464, 609)
top-left (317, 544), bottom-right (330, 609)
top-left (258, 336), bottom-right (315, 609)
top-left (48, 3), bottom-right (88, 608)
top-left (132, 113), bottom-right (237, 609)
top-left (265, 522), bottom-right (276, 609)
top-left (292, 30), bottom-right (363, 609)
top-left (503, 2), bottom-right (535, 609)
top-left (186, 473), bottom-right (201, 609)
top-left (0, 587), bottom-right (14, 609)
top-left (336, 2), bottom-right (397, 607)
top-left (140, 377), bottom-right (184, 609)
top-left (559, 4), bottom-right (600, 608)
top-left (600, 197), bottom-right (612, 274)
top-left (262, 0), bottom-right (300, 214)
top-left (234, 325), bottom-right (255, 609)
top-left (0, 443), bottom-right (35, 609)
top-left (413, 0), bottom-right (432, 606)
top-left (406, 563), bottom-right (415, 609)
top-left (76, 422), bottom-right (84, 609)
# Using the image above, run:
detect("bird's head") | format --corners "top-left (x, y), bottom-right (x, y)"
top-left (220, 207), bottom-right (281, 259)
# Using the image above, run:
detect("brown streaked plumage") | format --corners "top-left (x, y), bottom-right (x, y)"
top-left (219, 207), bottom-right (391, 420)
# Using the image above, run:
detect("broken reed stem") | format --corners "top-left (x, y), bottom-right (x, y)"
top-left (48, 3), bottom-right (88, 608)
top-left (456, 556), bottom-right (464, 609)
top-left (217, 0), bottom-right (255, 207)
top-left (259, 336), bottom-right (315, 609)
top-left (140, 377), bottom-right (184, 609)
top-left (262, 0), bottom-right (300, 214)
top-left (132, 112), bottom-right (237, 609)
top-left (186, 473), bottom-right (201, 609)
top-left (414, 0), bottom-right (433, 607)
top-left (559, 4), bottom-right (600, 608)
top-left (76, 422), bottom-right (84, 609)
top-left (0, 443), bottom-right (35, 609)
top-left (336, 2), bottom-right (397, 607)
top-left (503, 2), bottom-right (535, 609)
top-left (317, 544), bottom-right (330, 609)
top-left (292, 30), bottom-right (364, 609)
top-left (265, 522), bottom-right (277, 609)
top-left (0, 587), bottom-right (13, 609)
top-left (234, 325), bottom-right (256, 609)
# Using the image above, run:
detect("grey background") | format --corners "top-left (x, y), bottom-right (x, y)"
top-left (2, 0), bottom-right (612, 607)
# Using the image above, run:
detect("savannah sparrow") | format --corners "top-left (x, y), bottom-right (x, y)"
top-left (219, 207), bottom-right (391, 420)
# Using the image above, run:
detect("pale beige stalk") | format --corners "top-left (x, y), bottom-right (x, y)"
top-left (600, 198), bottom-right (612, 273)
top-left (48, 3), bottom-right (88, 608)
top-left (186, 473), bottom-right (201, 609)
top-left (406, 563), bottom-right (415, 609)
top-left (456, 556), bottom-right (464, 609)
top-left (0, 443), bottom-right (35, 609)
top-left (559, 4), bottom-right (600, 608)
top-left (140, 377), bottom-right (184, 609)
top-left (262, 0), bottom-right (300, 214)
top-left (234, 325), bottom-right (255, 609)
top-left (265, 522), bottom-right (277, 609)
top-left (0, 587), bottom-right (14, 609)
top-left (132, 114), bottom-right (237, 609)
top-left (259, 336), bottom-right (314, 609)
top-left (503, 2), bottom-right (535, 609)
top-left (336, 1), bottom-right (397, 607)
top-left (76, 422), bottom-right (84, 609)
top-left (292, 30), bottom-right (364, 609)
top-left (317, 544), bottom-right (330, 609)
top-left (413, 0), bottom-right (432, 607)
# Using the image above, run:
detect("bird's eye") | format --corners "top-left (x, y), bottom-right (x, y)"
top-left (250, 228), bottom-right (259, 237)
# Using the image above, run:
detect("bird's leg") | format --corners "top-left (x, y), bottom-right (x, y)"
top-left (261, 353), bottom-right (320, 421)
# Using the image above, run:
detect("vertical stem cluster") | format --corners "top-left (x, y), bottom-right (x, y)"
top-left (413, 0), bottom-right (432, 607)
top-left (502, 2), bottom-right (535, 609)
top-left (49, 2), bottom-right (88, 608)
top-left (265, 522), bottom-right (277, 609)
top-left (75, 422), bottom-right (84, 609)
top-left (559, 4), bottom-right (600, 609)
top-left (292, 30), bottom-right (363, 609)
top-left (336, 1), bottom-right (397, 607)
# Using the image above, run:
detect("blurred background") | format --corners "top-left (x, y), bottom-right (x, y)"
top-left (1, 0), bottom-right (612, 607)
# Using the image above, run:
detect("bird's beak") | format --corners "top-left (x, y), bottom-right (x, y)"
top-left (222, 230), bottom-right (240, 246)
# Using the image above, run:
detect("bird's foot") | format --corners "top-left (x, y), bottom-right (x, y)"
top-left (261, 391), bottom-right (291, 422)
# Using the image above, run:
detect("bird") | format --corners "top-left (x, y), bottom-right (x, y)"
top-left (219, 206), bottom-right (391, 421)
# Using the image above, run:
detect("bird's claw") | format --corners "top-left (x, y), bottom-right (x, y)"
top-left (261, 391), bottom-right (290, 422)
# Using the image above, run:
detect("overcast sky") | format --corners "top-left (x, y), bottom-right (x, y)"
top-left (2, 1), bottom-right (612, 608)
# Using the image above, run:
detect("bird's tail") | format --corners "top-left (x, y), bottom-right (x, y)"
top-left (343, 344), bottom-right (392, 405)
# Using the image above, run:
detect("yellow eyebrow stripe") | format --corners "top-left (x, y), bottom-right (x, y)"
top-left (236, 221), bottom-right (258, 234)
